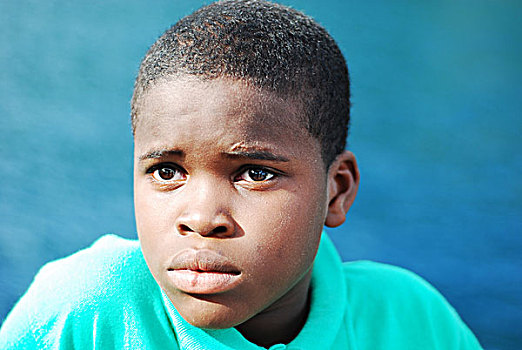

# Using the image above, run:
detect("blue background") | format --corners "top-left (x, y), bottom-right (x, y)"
top-left (1, 1), bottom-right (520, 348)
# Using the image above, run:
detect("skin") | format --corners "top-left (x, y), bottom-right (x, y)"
top-left (133, 76), bottom-right (359, 347)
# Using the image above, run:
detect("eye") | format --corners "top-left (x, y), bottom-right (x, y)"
top-left (236, 167), bottom-right (275, 182)
top-left (148, 164), bottom-right (186, 183)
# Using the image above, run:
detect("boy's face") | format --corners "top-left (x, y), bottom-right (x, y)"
top-left (134, 77), bottom-right (331, 329)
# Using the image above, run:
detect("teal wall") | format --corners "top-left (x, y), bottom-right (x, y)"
top-left (1, 1), bottom-right (521, 348)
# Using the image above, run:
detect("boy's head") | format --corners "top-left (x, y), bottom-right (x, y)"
top-left (131, 0), bottom-right (350, 167)
top-left (132, 0), bottom-right (359, 345)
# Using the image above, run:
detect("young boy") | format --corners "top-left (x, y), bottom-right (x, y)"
top-left (1, 0), bottom-right (482, 349)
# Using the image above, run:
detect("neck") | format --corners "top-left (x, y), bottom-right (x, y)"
top-left (235, 271), bottom-right (312, 348)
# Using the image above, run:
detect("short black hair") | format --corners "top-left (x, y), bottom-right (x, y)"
top-left (131, 0), bottom-right (350, 167)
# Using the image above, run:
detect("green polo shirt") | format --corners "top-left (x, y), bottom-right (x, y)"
top-left (0, 233), bottom-right (482, 349)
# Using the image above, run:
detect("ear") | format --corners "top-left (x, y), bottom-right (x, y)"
top-left (325, 150), bottom-right (360, 228)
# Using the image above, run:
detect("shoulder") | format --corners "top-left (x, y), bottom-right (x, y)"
top-left (30, 234), bottom-right (151, 304)
top-left (0, 235), bottom-right (171, 349)
top-left (343, 260), bottom-right (440, 301)
top-left (342, 260), bottom-right (482, 349)
top-left (342, 260), bottom-right (451, 323)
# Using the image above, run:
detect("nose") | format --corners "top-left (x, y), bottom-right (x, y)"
top-left (175, 178), bottom-right (236, 238)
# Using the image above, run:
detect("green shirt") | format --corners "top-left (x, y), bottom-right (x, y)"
top-left (0, 234), bottom-right (482, 349)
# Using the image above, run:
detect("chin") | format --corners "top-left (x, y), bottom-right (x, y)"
top-left (174, 293), bottom-right (252, 329)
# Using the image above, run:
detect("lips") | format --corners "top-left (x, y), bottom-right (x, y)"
top-left (166, 249), bottom-right (241, 294)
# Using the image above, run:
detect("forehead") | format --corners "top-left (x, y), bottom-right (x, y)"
top-left (134, 77), bottom-right (320, 162)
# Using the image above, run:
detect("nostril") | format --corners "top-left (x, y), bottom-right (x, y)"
top-left (179, 224), bottom-right (194, 232)
top-left (177, 222), bottom-right (233, 237)
top-left (212, 226), bottom-right (228, 235)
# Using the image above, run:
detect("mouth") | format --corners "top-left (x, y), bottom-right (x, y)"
top-left (166, 249), bottom-right (242, 294)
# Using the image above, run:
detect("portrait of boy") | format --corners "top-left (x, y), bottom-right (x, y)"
top-left (3, 0), bottom-right (519, 349)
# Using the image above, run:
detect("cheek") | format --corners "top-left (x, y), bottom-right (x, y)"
top-left (239, 187), bottom-right (326, 278)
top-left (262, 183), bottom-right (327, 237)
top-left (134, 184), bottom-right (175, 266)
top-left (134, 179), bottom-right (174, 233)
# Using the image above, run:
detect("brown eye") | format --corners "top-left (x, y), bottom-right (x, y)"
top-left (158, 167), bottom-right (175, 180)
top-left (151, 165), bottom-right (185, 182)
top-left (248, 168), bottom-right (270, 181)
top-left (236, 167), bottom-right (275, 182)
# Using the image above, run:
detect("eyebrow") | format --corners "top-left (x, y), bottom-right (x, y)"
top-left (138, 146), bottom-right (290, 162)
top-left (223, 150), bottom-right (289, 162)
top-left (138, 148), bottom-right (184, 161)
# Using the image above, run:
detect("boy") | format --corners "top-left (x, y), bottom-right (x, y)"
top-left (1, 0), bottom-right (482, 349)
